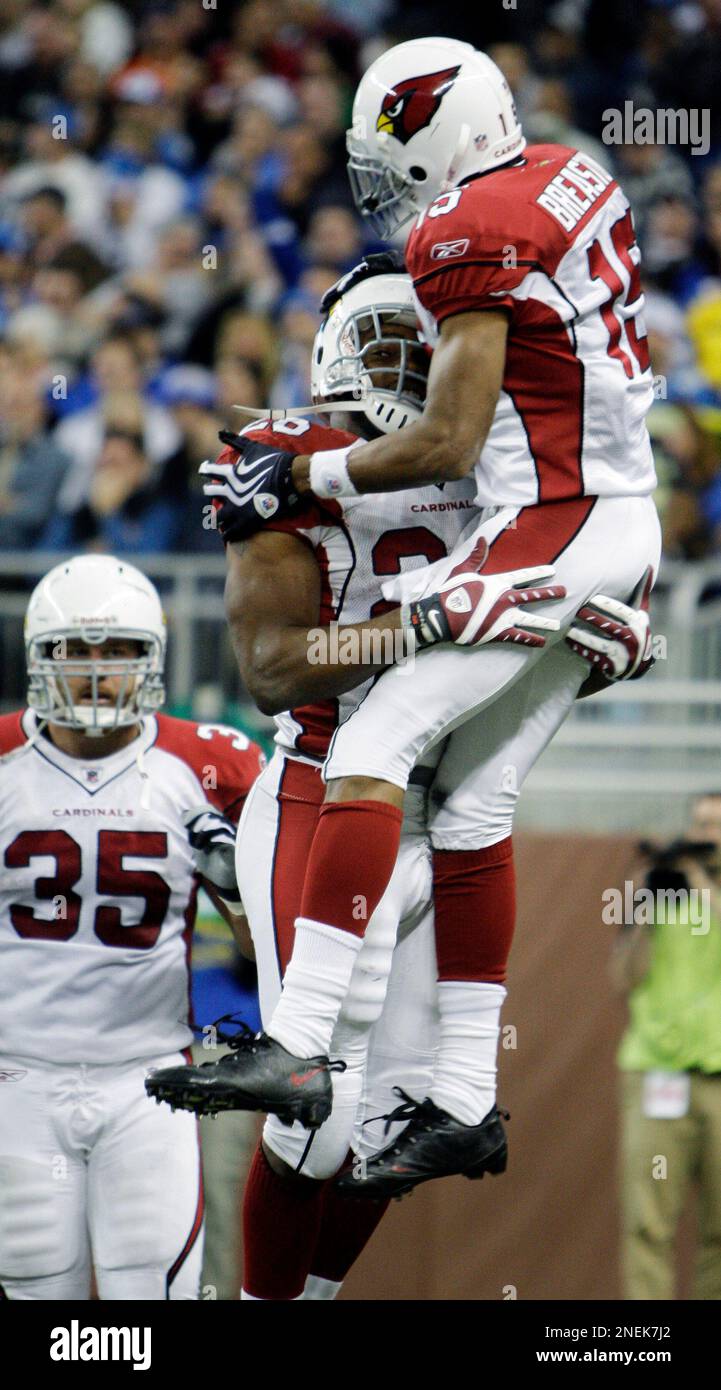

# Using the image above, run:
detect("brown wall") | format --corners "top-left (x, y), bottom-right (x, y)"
top-left (341, 831), bottom-right (638, 1301)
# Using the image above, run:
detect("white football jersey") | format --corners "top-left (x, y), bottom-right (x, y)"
top-left (237, 418), bottom-right (478, 760)
top-left (406, 144), bottom-right (657, 508)
top-left (0, 710), bottom-right (264, 1064)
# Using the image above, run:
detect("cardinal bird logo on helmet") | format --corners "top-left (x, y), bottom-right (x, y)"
top-left (376, 65), bottom-right (461, 145)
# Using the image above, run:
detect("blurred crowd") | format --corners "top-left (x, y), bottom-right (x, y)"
top-left (1, 0), bottom-right (721, 559)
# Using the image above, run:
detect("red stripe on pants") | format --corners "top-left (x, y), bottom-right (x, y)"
top-left (166, 1122), bottom-right (204, 1296)
top-left (483, 496), bottom-right (596, 573)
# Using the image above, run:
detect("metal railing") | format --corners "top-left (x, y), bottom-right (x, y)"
top-left (519, 557), bottom-right (721, 831)
top-left (2, 552), bottom-right (721, 831)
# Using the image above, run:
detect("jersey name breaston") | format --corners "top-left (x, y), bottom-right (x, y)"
top-left (536, 152), bottom-right (613, 231)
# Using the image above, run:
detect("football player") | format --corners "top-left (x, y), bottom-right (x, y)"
top-left (150, 37), bottom-right (662, 1195)
top-left (210, 263), bottom-right (513, 1299)
top-left (0, 555), bottom-right (264, 1299)
top-left (148, 261), bottom-right (653, 1288)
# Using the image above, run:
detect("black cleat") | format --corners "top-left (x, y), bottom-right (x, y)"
top-left (335, 1089), bottom-right (509, 1199)
top-left (144, 1022), bottom-right (344, 1130)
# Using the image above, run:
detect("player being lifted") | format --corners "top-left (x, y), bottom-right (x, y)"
top-left (148, 248), bottom-right (654, 1227)
top-left (0, 556), bottom-right (263, 1299)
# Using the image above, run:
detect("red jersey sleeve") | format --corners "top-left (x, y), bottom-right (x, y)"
top-left (154, 714), bottom-right (265, 824)
top-left (0, 710), bottom-right (27, 757)
top-left (406, 176), bottom-right (562, 327)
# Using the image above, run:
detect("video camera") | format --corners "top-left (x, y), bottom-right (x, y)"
top-left (637, 839), bottom-right (718, 894)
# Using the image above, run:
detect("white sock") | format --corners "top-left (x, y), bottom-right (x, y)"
top-left (302, 1274), bottom-right (343, 1300)
top-left (430, 981), bottom-right (507, 1125)
top-left (269, 918), bottom-right (363, 1058)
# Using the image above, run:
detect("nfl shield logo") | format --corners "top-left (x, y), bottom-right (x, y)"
top-left (254, 493), bottom-right (279, 518)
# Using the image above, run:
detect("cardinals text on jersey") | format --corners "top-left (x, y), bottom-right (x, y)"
top-left (236, 416), bottom-right (478, 759)
top-left (406, 144), bottom-right (657, 509)
top-left (0, 712), bottom-right (264, 1064)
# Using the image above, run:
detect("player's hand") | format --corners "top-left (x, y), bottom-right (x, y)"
top-left (566, 567), bottom-right (655, 681)
top-left (401, 538), bottom-right (567, 649)
top-left (183, 805), bottom-right (241, 903)
top-left (199, 431), bottom-right (303, 544)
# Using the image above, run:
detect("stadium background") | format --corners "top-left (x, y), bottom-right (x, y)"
top-left (1, 0), bottom-right (719, 1299)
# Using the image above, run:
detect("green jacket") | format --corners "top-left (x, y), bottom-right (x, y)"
top-left (618, 905), bottom-right (721, 1073)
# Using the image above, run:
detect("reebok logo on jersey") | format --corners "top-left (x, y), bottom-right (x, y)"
top-left (50, 1321), bottom-right (151, 1371)
top-left (430, 238), bottom-right (470, 260)
top-left (446, 587), bottom-right (472, 614)
top-left (0, 1069), bottom-right (27, 1082)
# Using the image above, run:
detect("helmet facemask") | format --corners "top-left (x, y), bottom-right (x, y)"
top-left (346, 132), bottom-right (420, 239)
top-left (316, 301), bottom-right (429, 436)
top-left (27, 630), bottom-right (166, 737)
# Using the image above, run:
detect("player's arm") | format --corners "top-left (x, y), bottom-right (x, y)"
top-left (202, 880), bottom-right (255, 960)
top-left (201, 314), bottom-right (507, 520)
top-left (225, 529), bottom-right (407, 716)
top-left (294, 311), bottom-right (509, 495)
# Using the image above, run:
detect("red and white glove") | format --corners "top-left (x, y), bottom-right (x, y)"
top-left (566, 567), bottom-right (655, 680)
top-left (400, 538), bottom-right (567, 649)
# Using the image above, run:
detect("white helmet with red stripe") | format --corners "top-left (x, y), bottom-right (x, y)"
top-left (347, 37), bottom-right (525, 240)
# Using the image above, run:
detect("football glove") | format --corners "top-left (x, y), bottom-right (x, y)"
top-left (566, 566), bottom-right (655, 680)
top-left (183, 805), bottom-right (241, 905)
top-left (401, 538), bottom-right (567, 649)
top-left (199, 431), bottom-right (302, 545)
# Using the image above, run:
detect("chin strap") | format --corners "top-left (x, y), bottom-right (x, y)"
top-left (231, 400), bottom-right (370, 421)
top-left (134, 732), bottom-right (152, 810)
top-left (441, 122), bottom-right (471, 192)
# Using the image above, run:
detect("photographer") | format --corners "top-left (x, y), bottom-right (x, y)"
top-left (613, 794), bottom-right (721, 1299)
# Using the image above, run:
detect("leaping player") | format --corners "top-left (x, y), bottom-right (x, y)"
top-left (147, 38), bottom-right (661, 1195)
top-left (148, 240), bottom-right (655, 1240)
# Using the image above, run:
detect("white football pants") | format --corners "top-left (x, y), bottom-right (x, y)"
top-left (0, 1051), bottom-right (204, 1300)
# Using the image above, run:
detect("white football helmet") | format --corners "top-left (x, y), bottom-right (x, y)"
top-left (25, 556), bottom-right (166, 736)
top-left (311, 267), bottom-right (428, 435)
top-left (347, 37), bottom-right (525, 239)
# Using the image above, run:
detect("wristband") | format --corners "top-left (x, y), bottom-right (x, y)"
top-left (400, 596), bottom-right (450, 648)
top-left (309, 446), bottom-right (359, 499)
